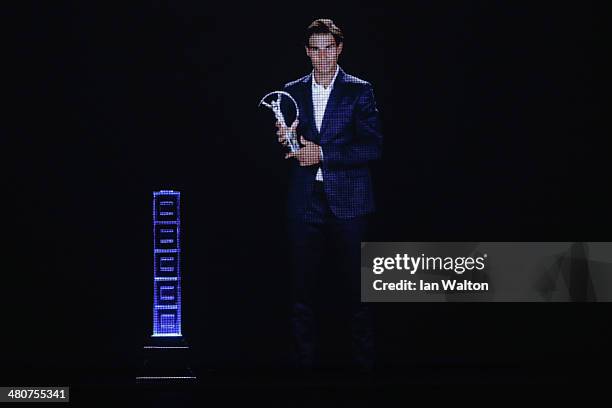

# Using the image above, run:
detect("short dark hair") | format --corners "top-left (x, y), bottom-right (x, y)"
top-left (305, 18), bottom-right (344, 46)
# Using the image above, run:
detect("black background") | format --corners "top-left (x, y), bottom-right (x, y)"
top-left (2, 0), bottom-right (610, 393)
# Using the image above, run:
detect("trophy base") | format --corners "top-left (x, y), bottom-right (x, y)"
top-left (287, 135), bottom-right (300, 153)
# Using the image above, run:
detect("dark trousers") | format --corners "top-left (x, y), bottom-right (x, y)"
top-left (288, 182), bottom-right (375, 370)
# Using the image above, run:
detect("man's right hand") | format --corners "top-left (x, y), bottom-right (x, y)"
top-left (276, 119), bottom-right (299, 147)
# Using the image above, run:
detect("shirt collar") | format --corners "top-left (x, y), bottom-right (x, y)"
top-left (312, 65), bottom-right (340, 91)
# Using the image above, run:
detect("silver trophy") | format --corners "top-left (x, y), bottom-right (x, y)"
top-left (259, 91), bottom-right (300, 153)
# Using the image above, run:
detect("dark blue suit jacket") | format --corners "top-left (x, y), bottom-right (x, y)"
top-left (284, 67), bottom-right (383, 220)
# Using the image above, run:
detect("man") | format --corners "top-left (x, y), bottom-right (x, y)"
top-left (276, 19), bottom-right (383, 372)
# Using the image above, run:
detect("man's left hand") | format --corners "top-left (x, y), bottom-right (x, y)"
top-left (285, 136), bottom-right (322, 166)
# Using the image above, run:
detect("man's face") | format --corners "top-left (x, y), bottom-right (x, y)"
top-left (306, 33), bottom-right (343, 75)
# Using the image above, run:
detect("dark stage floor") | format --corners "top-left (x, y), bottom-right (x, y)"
top-left (7, 361), bottom-right (603, 407)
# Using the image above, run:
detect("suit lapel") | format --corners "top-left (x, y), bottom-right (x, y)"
top-left (301, 74), bottom-right (320, 143)
top-left (319, 68), bottom-right (345, 140)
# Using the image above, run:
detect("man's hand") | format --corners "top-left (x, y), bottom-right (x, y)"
top-left (275, 119), bottom-right (299, 147)
top-left (285, 136), bottom-right (322, 166)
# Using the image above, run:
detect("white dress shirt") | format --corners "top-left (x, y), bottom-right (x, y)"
top-left (311, 65), bottom-right (340, 182)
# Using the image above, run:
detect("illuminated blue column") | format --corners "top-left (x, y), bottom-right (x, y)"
top-left (152, 190), bottom-right (182, 337)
